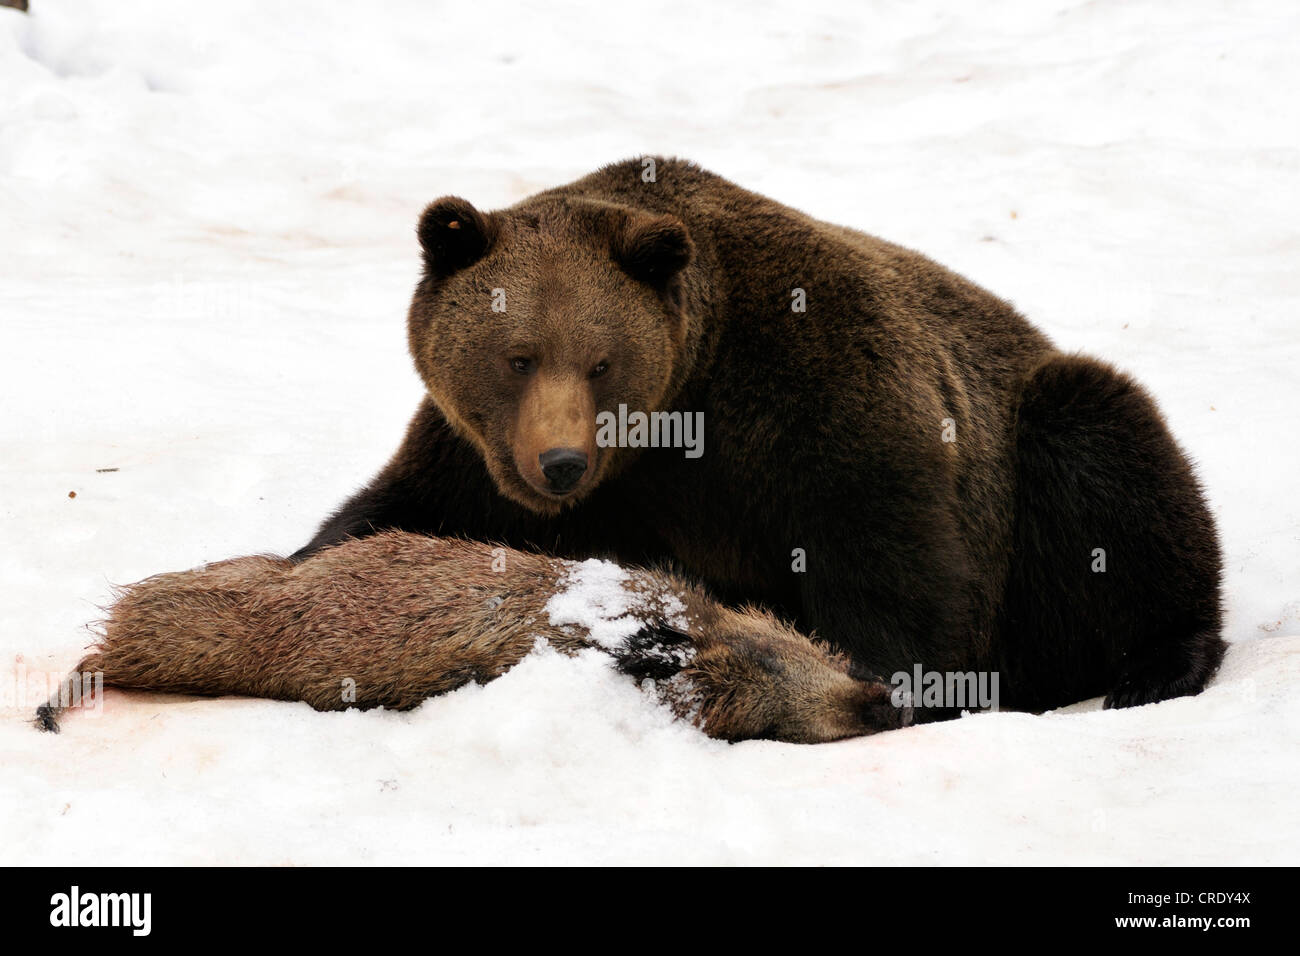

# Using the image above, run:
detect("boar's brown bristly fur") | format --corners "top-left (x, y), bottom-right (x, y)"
top-left (36, 532), bottom-right (909, 743)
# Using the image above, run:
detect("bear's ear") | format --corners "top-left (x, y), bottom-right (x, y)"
top-left (612, 213), bottom-right (694, 289)
top-left (416, 196), bottom-right (498, 279)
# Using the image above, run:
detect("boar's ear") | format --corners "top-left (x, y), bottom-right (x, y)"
top-left (612, 618), bottom-right (694, 682)
top-left (417, 197), bottom-right (498, 279)
top-left (613, 213), bottom-right (694, 290)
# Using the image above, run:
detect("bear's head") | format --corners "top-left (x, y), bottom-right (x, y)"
top-left (407, 195), bottom-right (698, 514)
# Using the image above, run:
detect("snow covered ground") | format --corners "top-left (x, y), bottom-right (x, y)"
top-left (2, 0), bottom-right (1297, 865)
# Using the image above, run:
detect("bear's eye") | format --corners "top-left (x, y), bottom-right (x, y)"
top-left (590, 361), bottom-right (610, 379)
top-left (510, 357), bottom-right (534, 374)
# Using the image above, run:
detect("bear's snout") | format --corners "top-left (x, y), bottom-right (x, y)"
top-left (538, 447), bottom-right (588, 494)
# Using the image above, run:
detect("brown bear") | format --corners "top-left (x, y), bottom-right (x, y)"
top-left (36, 532), bottom-right (909, 743)
top-left (294, 156), bottom-right (1225, 717)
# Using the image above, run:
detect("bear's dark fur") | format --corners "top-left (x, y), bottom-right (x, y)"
top-left (295, 157), bottom-right (1224, 714)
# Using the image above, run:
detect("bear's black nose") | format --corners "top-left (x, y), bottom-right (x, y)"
top-left (539, 448), bottom-right (588, 493)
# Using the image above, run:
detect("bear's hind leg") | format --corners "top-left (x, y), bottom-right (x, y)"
top-left (1104, 627), bottom-right (1226, 709)
top-left (998, 354), bottom-right (1226, 711)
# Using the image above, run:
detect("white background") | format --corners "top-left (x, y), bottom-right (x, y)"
top-left (1, 0), bottom-right (1297, 864)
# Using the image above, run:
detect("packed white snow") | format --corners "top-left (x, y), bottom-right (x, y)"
top-left (545, 558), bottom-right (693, 672)
top-left (2, 0), bottom-right (1298, 865)
top-left (546, 559), bottom-right (649, 651)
